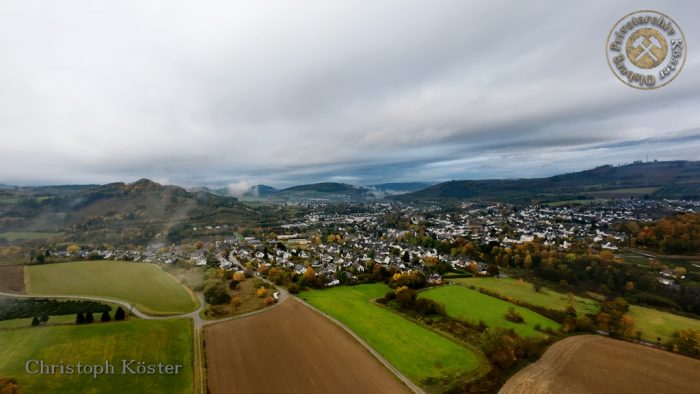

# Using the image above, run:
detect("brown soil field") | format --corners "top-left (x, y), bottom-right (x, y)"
top-left (205, 298), bottom-right (409, 394)
top-left (0, 265), bottom-right (24, 293)
top-left (500, 335), bottom-right (700, 394)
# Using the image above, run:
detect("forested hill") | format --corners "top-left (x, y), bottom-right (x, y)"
top-left (399, 161), bottom-right (700, 202)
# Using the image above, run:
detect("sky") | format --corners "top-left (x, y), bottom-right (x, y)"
top-left (1, 1), bottom-right (699, 189)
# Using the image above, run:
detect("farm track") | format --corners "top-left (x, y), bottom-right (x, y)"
top-left (500, 335), bottom-right (700, 394)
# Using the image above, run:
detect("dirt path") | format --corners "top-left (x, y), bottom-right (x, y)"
top-left (500, 335), bottom-right (700, 394)
top-left (205, 297), bottom-right (410, 394)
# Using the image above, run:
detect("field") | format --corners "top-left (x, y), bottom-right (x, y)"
top-left (205, 298), bottom-right (408, 394)
top-left (628, 305), bottom-right (700, 342)
top-left (0, 319), bottom-right (193, 394)
top-left (26, 261), bottom-right (199, 315)
top-left (0, 231), bottom-right (64, 241)
top-left (0, 265), bottom-right (24, 293)
top-left (452, 277), bottom-right (600, 314)
top-left (501, 335), bottom-right (700, 394)
top-left (300, 284), bottom-right (485, 386)
top-left (0, 314), bottom-right (75, 329)
top-left (420, 285), bottom-right (560, 336)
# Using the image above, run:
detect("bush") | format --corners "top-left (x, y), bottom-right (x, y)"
top-left (114, 307), bottom-right (126, 321)
top-left (85, 312), bottom-right (94, 324)
top-left (203, 281), bottom-right (231, 305)
top-left (31, 316), bottom-right (40, 326)
top-left (264, 296), bottom-right (275, 306)
top-left (287, 283), bottom-right (300, 294)
top-left (414, 298), bottom-right (446, 316)
top-left (100, 311), bottom-right (111, 322)
top-left (505, 307), bottom-right (524, 323)
top-left (76, 312), bottom-right (85, 324)
top-left (229, 280), bottom-right (239, 290)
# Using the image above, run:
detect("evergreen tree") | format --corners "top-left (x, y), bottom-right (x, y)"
top-left (76, 312), bottom-right (85, 324)
top-left (100, 311), bottom-right (111, 322)
top-left (114, 307), bottom-right (126, 321)
top-left (40, 314), bottom-right (49, 324)
top-left (85, 312), bottom-right (94, 324)
top-left (31, 316), bottom-right (40, 326)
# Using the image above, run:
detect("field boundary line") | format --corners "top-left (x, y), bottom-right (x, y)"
top-left (294, 296), bottom-right (426, 394)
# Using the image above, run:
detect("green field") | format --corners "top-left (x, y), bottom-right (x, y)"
top-left (300, 284), bottom-right (485, 385)
top-left (26, 261), bottom-right (199, 315)
top-left (628, 305), bottom-right (700, 343)
top-left (0, 232), bottom-right (64, 241)
top-left (0, 315), bottom-right (76, 330)
top-left (420, 285), bottom-right (560, 336)
top-left (453, 278), bottom-right (600, 314)
top-left (0, 319), bottom-right (192, 394)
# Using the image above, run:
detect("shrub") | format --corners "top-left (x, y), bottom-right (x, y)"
top-left (85, 312), bottom-right (94, 324)
top-left (204, 282), bottom-right (231, 305)
top-left (505, 307), bottom-right (524, 323)
top-left (76, 312), bottom-right (85, 324)
top-left (256, 286), bottom-right (267, 298)
top-left (287, 283), bottom-right (300, 294)
top-left (114, 307), bottom-right (126, 321)
top-left (264, 296), bottom-right (275, 306)
top-left (31, 316), bottom-right (40, 326)
top-left (100, 311), bottom-right (111, 322)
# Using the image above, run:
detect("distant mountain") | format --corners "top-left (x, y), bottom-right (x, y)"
top-left (368, 182), bottom-right (433, 195)
top-left (279, 182), bottom-right (374, 200)
top-left (243, 185), bottom-right (279, 197)
top-left (400, 161), bottom-right (700, 202)
top-left (0, 179), bottom-right (260, 244)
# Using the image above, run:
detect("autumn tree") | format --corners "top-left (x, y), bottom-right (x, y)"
top-left (256, 286), bottom-right (267, 298)
top-left (67, 244), bottom-right (80, 254)
top-left (231, 295), bottom-right (243, 311)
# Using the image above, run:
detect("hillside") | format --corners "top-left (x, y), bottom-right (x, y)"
top-left (400, 161), bottom-right (700, 202)
top-left (278, 182), bottom-right (375, 200)
top-left (0, 179), bottom-right (261, 244)
top-left (368, 182), bottom-right (433, 195)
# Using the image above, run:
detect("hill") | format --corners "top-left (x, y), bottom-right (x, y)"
top-left (278, 182), bottom-right (375, 200)
top-left (400, 161), bottom-right (700, 202)
top-left (368, 182), bottom-right (433, 195)
top-left (0, 179), bottom-right (261, 244)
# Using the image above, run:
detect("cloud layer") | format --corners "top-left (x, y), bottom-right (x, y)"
top-left (1, 1), bottom-right (699, 187)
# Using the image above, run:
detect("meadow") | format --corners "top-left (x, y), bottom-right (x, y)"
top-left (628, 305), bottom-right (700, 342)
top-left (300, 283), bottom-right (486, 386)
top-left (420, 285), bottom-right (560, 336)
top-left (452, 277), bottom-right (600, 314)
top-left (26, 261), bottom-right (199, 315)
top-left (0, 319), bottom-right (193, 394)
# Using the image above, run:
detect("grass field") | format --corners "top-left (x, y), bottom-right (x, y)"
top-left (26, 261), bottom-right (199, 315)
top-left (420, 285), bottom-right (560, 336)
top-left (0, 319), bottom-right (193, 394)
top-left (453, 278), bottom-right (600, 314)
top-left (0, 231), bottom-right (64, 241)
top-left (628, 305), bottom-right (700, 343)
top-left (0, 315), bottom-right (76, 329)
top-left (300, 284), bottom-right (485, 386)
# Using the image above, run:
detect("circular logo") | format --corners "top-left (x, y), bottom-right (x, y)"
top-left (606, 10), bottom-right (687, 89)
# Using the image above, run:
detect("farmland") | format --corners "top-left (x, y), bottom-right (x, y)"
top-left (420, 285), bottom-right (560, 336)
top-left (300, 284), bottom-right (485, 387)
top-left (0, 319), bottom-right (193, 394)
top-left (205, 297), bottom-right (408, 394)
top-left (628, 305), bottom-right (700, 342)
top-left (0, 265), bottom-right (24, 293)
top-left (452, 277), bottom-right (600, 314)
top-left (501, 335), bottom-right (700, 394)
top-left (26, 261), bottom-right (198, 315)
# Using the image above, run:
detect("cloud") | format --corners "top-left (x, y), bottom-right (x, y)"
top-left (226, 180), bottom-right (255, 197)
top-left (0, 1), bottom-right (698, 187)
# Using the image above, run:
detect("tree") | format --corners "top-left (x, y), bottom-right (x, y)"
top-left (40, 314), bottom-right (49, 324)
top-left (76, 312), bottom-right (85, 324)
top-left (31, 316), bottom-right (40, 326)
top-left (0, 378), bottom-right (19, 394)
top-left (256, 286), bottom-right (267, 298)
top-left (100, 311), bottom-right (111, 322)
top-left (231, 295), bottom-right (243, 311)
top-left (203, 282), bottom-right (231, 305)
top-left (264, 296), bottom-right (275, 306)
top-left (114, 307), bottom-right (126, 321)
top-left (85, 312), bottom-right (94, 324)
top-left (232, 271), bottom-right (246, 282)
top-left (67, 244), bottom-right (80, 254)
top-left (303, 266), bottom-right (317, 282)
top-left (674, 266), bottom-right (687, 279)
top-left (524, 254), bottom-right (533, 269)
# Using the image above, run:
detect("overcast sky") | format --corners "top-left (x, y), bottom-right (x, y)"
top-left (1, 1), bottom-right (699, 189)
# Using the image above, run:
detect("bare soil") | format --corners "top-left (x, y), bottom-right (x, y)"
top-left (0, 265), bottom-right (24, 293)
top-left (205, 297), bottom-right (409, 394)
top-left (500, 335), bottom-right (700, 394)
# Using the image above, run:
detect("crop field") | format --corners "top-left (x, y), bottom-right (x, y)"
top-left (300, 284), bottom-right (485, 386)
top-left (0, 231), bottom-right (64, 241)
top-left (0, 319), bottom-right (193, 394)
top-left (627, 305), bottom-right (700, 342)
top-left (420, 285), bottom-right (560, 336)
top-left (501, 335), bottom-right (700, 394)
top-left (26, 261), bottom-right (199, 315)
top-left (452, 278), bottom-right (600, 314)
top-left (205, 298), bottom-right (409, 394)
top-left (0, 265), bottom-right (24, 293)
